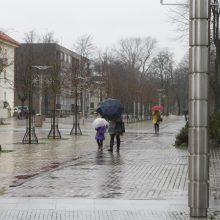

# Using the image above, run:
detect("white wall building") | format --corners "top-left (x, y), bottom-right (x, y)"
top-left (0, 32), bottom-right (19, 118)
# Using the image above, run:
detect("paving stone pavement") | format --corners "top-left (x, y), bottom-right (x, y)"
top-left (3, 117), bottom-right (189, 199)
top-left (0, 198), bottom-right (220, 220)
top-left (0, 116), bottom-right (220, 219)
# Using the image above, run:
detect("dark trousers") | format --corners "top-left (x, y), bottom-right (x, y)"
top-left (97, 140), bottom-right (103, 150)
top-left (154, 123), bottom-right (159, 134)
top-left (110, 134), bottom-right (120, 150)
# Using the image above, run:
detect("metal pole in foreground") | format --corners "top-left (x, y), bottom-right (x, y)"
top-left (189, 0), bottom-right (209, 217)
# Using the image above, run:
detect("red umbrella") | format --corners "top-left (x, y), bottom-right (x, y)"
top-left (152, 105), bottom-right (163, 111)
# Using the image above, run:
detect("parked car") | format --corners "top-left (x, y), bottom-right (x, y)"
top-left (14, 106), bottom-right (29, 119)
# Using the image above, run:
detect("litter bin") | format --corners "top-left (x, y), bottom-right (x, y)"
top-left (35, 114), bottom-right (43, 127)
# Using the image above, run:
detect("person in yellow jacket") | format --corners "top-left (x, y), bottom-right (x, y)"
top-left (152, 110), bottom-right (161, 134)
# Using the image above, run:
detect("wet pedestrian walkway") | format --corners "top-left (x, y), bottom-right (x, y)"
top-left (0, 116), bottom-right (220, 219)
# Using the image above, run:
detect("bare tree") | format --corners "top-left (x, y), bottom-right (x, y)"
top-left (115, 37), bottom-right (157, 74)
top-left (149, 49), bottom-right (179, 113)
top-left (211, 1), bottom-right (220, 111)
top-left (46, 59), bottom-right (67, 139)
top-left (114, 37), bottom-right (157, 119)
top-left (94, 49), bottom-right (114, 99)
top-left (170, 55), bottom-right (188, 115)
top-left (0, 42), bottom-right (9, 74)
top-left (69, 57), bottom-right (82, 135)
top-left (73, 34), bottom-right (95, 60)
top-left (23, 30), bottom-right (40, 43)
top-left (38, 32), bottom-right (66, 138)
top-left (15, 43), bottom-right (37, 143)
top-left (72, 34), bottom-right (95, 116)
top-left (150, 49), bottom-right (174, 89)
top-left (0, 33), bottom-right (16, 85)
top-left (16, 31), bottom-right (63, 142)
top-left (168, 0), bottom-right (189, 40)
top-left (41, 32), bottom-right (58, 44)
top-left (169, 1), bottom-right (220, 111)
top-left (15, 30), bottom-right (39, 111)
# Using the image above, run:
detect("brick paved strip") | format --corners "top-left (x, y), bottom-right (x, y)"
top-left (0, 209), bottom-right (188, 220)
top-left (0, 209), bottom-right (219, 220)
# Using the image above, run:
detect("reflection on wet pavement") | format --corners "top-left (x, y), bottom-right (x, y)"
top-left (3, 118), bottom-right (189, 200)
top-left (1, 116), bottom-right (220, 204)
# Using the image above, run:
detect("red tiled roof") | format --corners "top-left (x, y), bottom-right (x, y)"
top-left (0, 32), bottom-right (20, 47)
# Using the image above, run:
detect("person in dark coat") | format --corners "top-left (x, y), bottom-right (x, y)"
top-left (183, 110), bottom-right (188, 122)
top-left (95, 126), bottom-right (107, 151)
top-left (108, 118), bottom-right (124, 152)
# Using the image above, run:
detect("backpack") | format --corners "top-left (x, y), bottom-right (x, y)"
top-left (158, 115), bottom-right (163, 122)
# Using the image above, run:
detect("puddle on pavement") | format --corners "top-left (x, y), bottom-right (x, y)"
top-left (0, 187), bottom-right (6, 195)
top-left (0, 150), bottom-right (15, 153)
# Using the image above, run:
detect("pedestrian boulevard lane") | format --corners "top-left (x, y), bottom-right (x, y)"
top-left (0, 116), bottom-right (219, 219)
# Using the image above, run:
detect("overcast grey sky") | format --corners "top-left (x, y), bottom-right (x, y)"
top-left (1, 0), bottom-right (188, 62)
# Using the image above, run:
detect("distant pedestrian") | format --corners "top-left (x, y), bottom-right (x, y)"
top-left (108, 117), bottom-right (125, 152)
top-left (152, 110), bottom-right (162, 134)
top-left (183, 110), bottom-right (188, 122)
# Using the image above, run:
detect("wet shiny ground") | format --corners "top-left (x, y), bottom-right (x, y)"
top-left (0, 116), bottom-right (220, 219)
top-left (3, 118), bottom-right (189, 200)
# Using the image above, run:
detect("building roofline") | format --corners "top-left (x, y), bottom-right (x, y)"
top-left (0, 32), bottom-right (20, 47)
top-left (20, 43), bottom-right (89, 61)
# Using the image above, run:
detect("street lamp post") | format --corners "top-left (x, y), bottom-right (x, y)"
top-left (22, 68), bottom-right (37, 144)
top-left (22, 65), bottom-right (52, 144)
top-left (71, 84), bottom-right (82, 135)
top-left (32, 65), bottom-right (52, 115)
top-left (160, 0), bottom-right (187, 5)
top-left (70, 77), bottom-right (86, 135)
top-left (157, 89), bottom-right (165, 106)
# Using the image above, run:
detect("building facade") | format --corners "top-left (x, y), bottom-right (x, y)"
top-left (0, 32), bottom-right (20, 119)
top-left (15, 43), bottom-right (101, 117)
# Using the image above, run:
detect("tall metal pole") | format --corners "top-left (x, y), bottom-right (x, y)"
top-left (75, 85), bottom-right (78, 135)
top-left (189, 0), bottom-right (209, 217)
top-left (158, 92), bottom-right (162, 106)
top-left (39, 73), bottom-right (43, 115)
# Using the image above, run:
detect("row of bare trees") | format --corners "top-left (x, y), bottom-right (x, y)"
top-left (13, 29), bottom-right (188, 142)
top-left (95, 37), bottom-right (188, 117)
top-left (15, 31), bottom-right (188, 126)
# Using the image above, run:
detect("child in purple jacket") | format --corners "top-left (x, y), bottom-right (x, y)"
top-left (95, 126), bottom-right (107, 151)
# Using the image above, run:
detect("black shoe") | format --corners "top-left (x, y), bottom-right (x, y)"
top-left (116, 149), bottom-right (120, 152)
top-left (107, 148), bottom-right (113, 152)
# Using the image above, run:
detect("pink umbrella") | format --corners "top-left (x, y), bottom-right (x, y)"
top-left (152, 105), bottom-right (163, 111)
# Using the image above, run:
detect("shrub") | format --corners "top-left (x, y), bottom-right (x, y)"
top-left (209, 112), bottom-right (220, 143)
top-left (175, 112), bottom-right (220, 147)
top-left (209, 113), bottom-right (219, 139)
top-left (175, 122), bottom-right (188, 147)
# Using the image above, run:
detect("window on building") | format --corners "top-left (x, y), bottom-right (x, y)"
top-left (60, 52), bottom-right (64, 61)
top-left (64, 54), bottom-right (68, 63)
top-left (56, 51), bottom-right (60, 59)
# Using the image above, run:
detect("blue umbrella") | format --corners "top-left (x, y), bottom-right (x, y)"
top-left (96, 98), bottom-right (124, 120)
